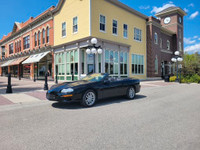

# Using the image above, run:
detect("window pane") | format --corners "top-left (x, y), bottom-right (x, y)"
top-left (110, 51), bottom-right (114, 62)
top-left (105, 50), bottom-right (109, 62)
top-left (66, 63), bottom-right (70, 75)
top-left (66, 52), bottom-right (70, 62)
top-left (114, 52), bottom-right (118, 63)
top-left (74, 50), bottom-right (78, 62)
top-left (120, 52), bottom-right (123, 63)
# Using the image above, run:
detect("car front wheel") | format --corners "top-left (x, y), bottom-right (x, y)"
top-left (81, 90), bottom-right (96, 107)
top-left (126, 87), bottom-right (136, 99)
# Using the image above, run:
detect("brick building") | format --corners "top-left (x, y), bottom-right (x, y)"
top-left (0, 6), bottom-right (55, 80)
top-left (147, 7), bottom-right (186, 78)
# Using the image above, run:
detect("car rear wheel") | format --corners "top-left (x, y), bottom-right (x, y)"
top-left (126, 87), bottom-right (136, 99)
top-left (81, 90), bottom-right (96, 107)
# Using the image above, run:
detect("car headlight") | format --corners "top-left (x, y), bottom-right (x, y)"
top-left (61, 88), bottom-right (74, 94)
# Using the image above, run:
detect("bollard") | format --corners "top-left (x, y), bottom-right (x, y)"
top-left (19, 74), bottom-right (21, 80)
top-left (44, 72), bottom-right (48, 90)
top-left (34, 73), bottom-right (36, 82)
top-left (6, 73), bottom-right (13, 93)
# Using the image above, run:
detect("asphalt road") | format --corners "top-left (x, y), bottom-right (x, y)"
top-left (0, 83), bottom-right (200, 150)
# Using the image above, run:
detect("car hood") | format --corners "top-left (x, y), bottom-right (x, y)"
top-left (48, 80), bottom-right (92, 93)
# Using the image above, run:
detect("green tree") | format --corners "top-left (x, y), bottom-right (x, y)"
top-left (182, 53), bottom-right (200, 76)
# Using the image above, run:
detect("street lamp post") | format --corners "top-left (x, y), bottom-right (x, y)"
top-left (171, 51), bottom-right (183, 82)
top-left (86, 38), bottom-right (103, 74)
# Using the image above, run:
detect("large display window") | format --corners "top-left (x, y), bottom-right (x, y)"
top-left (105, 50), bottom-right (127, 77)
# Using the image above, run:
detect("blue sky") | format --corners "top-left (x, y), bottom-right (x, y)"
top-left (0, 0), bottom-right (200, 53)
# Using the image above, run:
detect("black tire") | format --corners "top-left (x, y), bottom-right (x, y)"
top-left (81, 90), bottom-right (96, 107)
top-left (126, 86), bottom-right (136, 99)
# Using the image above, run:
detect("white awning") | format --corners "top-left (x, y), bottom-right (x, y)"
top-left (22, 51), bottom-right (50, 64)
top-left (1, 60), bottom-right (15, 67)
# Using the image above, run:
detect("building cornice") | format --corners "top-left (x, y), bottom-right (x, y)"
top-left (53, 36), bottom-right (131, 50)
top-left (155, 7), bottom-right (187, 17)
top-left (0, 11), bottom-right (53, 45)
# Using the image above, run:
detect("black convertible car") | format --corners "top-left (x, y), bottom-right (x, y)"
top-left (46, 73), bottom-right (141, 107)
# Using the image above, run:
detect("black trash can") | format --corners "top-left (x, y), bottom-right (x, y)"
top-left (164, 75), bottom-right (170, 82)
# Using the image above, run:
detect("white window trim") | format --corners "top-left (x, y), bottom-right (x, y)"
top-left (62, 22), bottom-right (66, 38)
top-left (112, 19), bottom-right (118, 36)
top-left (123, 24), bottom-right (128, 39)
top-left (134, 27), bottom-right (142, 42)
top-left (99, 14), bottom-right (106, 33)
top-left (73, 16), bottom-right (78, 34)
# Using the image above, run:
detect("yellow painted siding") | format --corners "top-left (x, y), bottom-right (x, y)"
top-left (91, 0), bottom-right (147, 79)
top-left (54, 0), bottom-right (90, 46)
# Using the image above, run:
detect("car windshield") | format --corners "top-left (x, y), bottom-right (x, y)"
top-left (82, 73), bottom-right (106, 82)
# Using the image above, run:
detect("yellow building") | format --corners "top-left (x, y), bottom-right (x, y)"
top-left (53, 0), bottom-right (147, 81)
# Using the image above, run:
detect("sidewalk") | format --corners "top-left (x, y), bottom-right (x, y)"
top-left (0, 76), bottom-right (56, 106)
top-left (0, 76), bottom-right (176, 107)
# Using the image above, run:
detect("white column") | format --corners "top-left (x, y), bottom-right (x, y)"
top-left (102, 49), bottom-right (105, 73)
top-left (118, 47), bottom-right (120, 78)
top-left (84, 50), bottom-right (87, 74)
top-left (78, 47), bottom-right (81, 80)
top-left (127, 51), bottom-right (130, 77)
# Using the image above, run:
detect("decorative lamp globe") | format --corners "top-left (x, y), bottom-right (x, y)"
top-left (97, 48), bottom-right (103, 54)
top-left (171, 58), bottom-right (177, 62)
top-left (175, 51), bottom-right (180, 56)
top-left (86, 48), bottom-right (91, 54)
top-left (91, 48), bottom-right (97, 54)
top-left (177, 57), bottom-right (183, 62)
top-left (91, 38), bottom-right (98, 45)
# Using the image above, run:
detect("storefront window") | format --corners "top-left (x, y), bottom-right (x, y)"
top-left (65, 50), bottom-right (79, 80)
top-left (55, 53), bottom-right (65, 80)
top-left (23, 64), bottom-right (30, 78)
top-left (131, 54), bottom-right (144, 74)
top-left (114, 52), bottom-right (118, 75)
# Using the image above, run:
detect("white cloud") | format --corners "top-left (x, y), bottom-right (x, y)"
top-left (184, 8), bottom-right (189, 13)
top-left (184, 37), bottom-right (196, 45)
top-left (188, 3), bottom-right (194, 7)
top-left (139, 5), bottom-right (150, 10)
top-left (193, 36), bottom-right (198, 39)
top-left (189, 11), bottom-right (199, 19)
top-left (151, 2), bottom-right (176, 14)
top-left (198, 38), bottom-right (200, 41)
top-left (185, 43), bottom-right (200, 53)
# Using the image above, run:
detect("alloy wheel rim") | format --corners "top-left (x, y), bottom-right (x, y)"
top-left (129, 88), bottom-right (135, 99)
top-left (85, 92), bottom-right (95, 106)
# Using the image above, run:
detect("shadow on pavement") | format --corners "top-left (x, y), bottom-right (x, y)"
top-left (51, 94), bottom-right (147, 110)
top-left (12, 88), bottom-right (43, 93)
top-left (0, 84), bottom-right (19, 88)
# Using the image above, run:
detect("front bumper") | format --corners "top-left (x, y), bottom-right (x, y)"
top-left (46, 93), bottom-right (74, 102)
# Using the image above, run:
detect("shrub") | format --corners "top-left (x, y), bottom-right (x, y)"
top-left (180, 74), bottom-right (200, 83)
top-left (170, 76), bottom-right (176, 82)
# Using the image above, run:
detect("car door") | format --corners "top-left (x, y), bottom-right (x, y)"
top-left (101, 78), bottom-right (121, 99)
